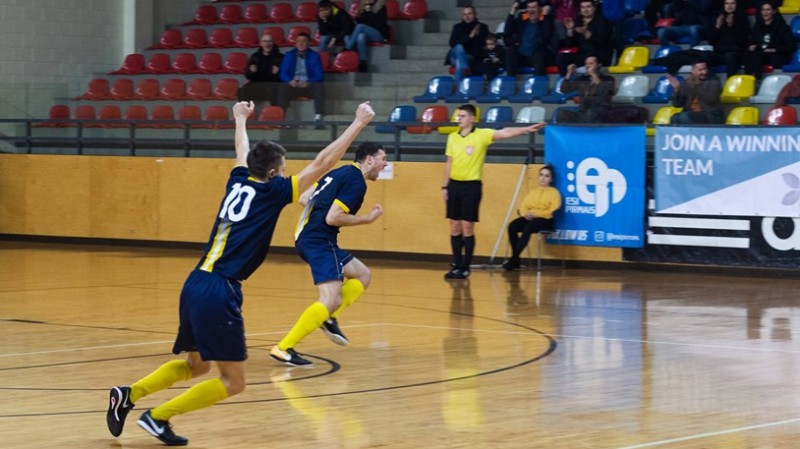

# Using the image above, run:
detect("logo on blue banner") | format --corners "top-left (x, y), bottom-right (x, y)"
top-left (547, 126), bottom-right (645, 248)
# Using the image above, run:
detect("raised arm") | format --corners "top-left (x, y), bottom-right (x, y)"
top-left (295, 102), bottom-right (375, 193)
top-left (233, 101), bottom-right (255, 168)
top-left (326, 203), bottom-right (383, 227)
top-left (492, 122), bottom-right (545, 141)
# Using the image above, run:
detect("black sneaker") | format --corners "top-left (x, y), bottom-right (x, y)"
top-left (321, 318), bottom-right (349, 346)
top-left (444, 267), bottom-right (461, 279)
top-left (137, 410), bottom-right (188, 446)
top-left (270, 346), bottom-right (313, 367)
top-left (106, 385), bottom-right (135, 437)
top-left (502, 259), bottom-right (520, 271)
top-left (459, 268), bottom-right (471, 278)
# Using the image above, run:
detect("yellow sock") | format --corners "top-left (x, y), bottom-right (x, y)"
top-left (130, 359), bottom-right (192, 403)
top-left (150, 377), bottom-right (228, 421)
top-left (332, 279), bottom-right (365, 319)
top-left (278, 302), bottom-right (329, 350)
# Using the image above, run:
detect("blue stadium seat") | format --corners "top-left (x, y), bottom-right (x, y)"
top-left (642, 45), bottom-right (683, 74)
top-left (476, 76), bottom-right (516, 103)
top-left (444, 76), bottom-right (486, 103)
top-left (540, 77), bottom-right (578, 104)
top-left (642, 75), bottom-right (682, 103)
top-left (412, 76), bottom-right (455, 103)
top-left (376, 105), bottom-right (417, 134)
top-left (791, 16), bottom-right (800, 40)
top-left (782, 49), bottom-right (800, 72)
top-left (483, 106), bottom-right (514, 128)
top-left (508, 75), bottom-right (550, 103)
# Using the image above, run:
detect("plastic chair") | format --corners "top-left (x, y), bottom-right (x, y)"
top-left (263, 27), bottom-right (287, 46)
top-left (269, 3), bottom-right (295, 22)
top-left (224, 52), bottom-right (249, 74)
top-left (198, 52), bottom-right (223, 74)
top-left (641, 45), bottom-right (683, 74)
top-left (146, 53), bottom-right (171, 74)
top-left (95, 105), bottom-right (124, 128)
top-left (483, 106), bottom-right (514, 127)
top-left (109, 78), bottom-right (134, 100)
top-left (763, 106), bottom-right (798, 125)
top-left (624, 0), bottom-right (649, 15)
top-left (779, 0), bottom-right (800, 14)
top-left (413, 76), bottom-right (456, 103)
top-left (35, 104), bottom-right (71, 127)
top-left (172, 53), bottom-right (199, 73)
top-left (401, 0), bottom-right (428, 19)
top-left (645, 106), bottom-right (682, 136)
top-left (327, 51), bottom-right (358, 72)
top-left (295, 2), bottom-right (318, 22)
top-left (198, 105), bottom-right (233, 129)
top-left (110, 53), bottom-right (146, 75)
top-left (244, 4), bottom-right (269, 23)
top-left (76, 78), bottom-right (110, 100)
top-left (183, 28), bottom-right (209, 48)
top-left (214, 78), bottom-right (239, 100)
top-left (209, 28), bottom-right (234, 48)
top-left (642, 75), bottom-right (680, 104)
top-left (476, 76), bottom-right (517, 103)
top-left (726, 106), bottom-right (759, 125)
top-left (376, 105), bottom-right (417, 133)
top-left (438, 106), bottom-right (481, 134)
top-left (124, 105), bottom-right (149, 124)
top-left (515, 106), bottom-right (546, 123)
top-left (234, 27), bottom-right (260, 48)
top-left (791, 16), bottom-right (800, 40)
top-left (286, 26), bottom-right (313, 46)
top-left (134, 79), bottom-right (160, 100)
top-left (720, 74), bottom-right (755, 103)
top-left (144, 105), bottom-right (180, 129)
top-left (444, 76), bottom-right (486, 103)
top-left (750, 74), bottom-right (792, 103)
top-left (160, 78), bottom-right (186, 100)
top-left (608, 46), bottom-right (649, 73)
top-left (612, 75), bottom-right (649, 103)
top-left (74, 105), bottom-right (97, 127)
top-left (186, 78), bottom-right (213, 100)
top-left (251, 106), bottom-right (285, 130)
top-left (219, 4), bottom-right (244, 24)
top-left (183, 5), bottom-right (218, 25)
top-left (178, 105), bottom-right (203, 127)
top-left (508, 75), bottom-right (549, 102)
top-left (384, 0), bottom-right (401, 20)
top-left (150, 29), bottom-right (183, 49)
top-left (407, 105), bottom-right (449, 134)
top-left (540, 76), bottom-right (578, 104)
top-left (781, 49), bottom-right (800, 72)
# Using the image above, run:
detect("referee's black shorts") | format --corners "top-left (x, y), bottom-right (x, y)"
top-left (446, 180), bottom-right (482, 222)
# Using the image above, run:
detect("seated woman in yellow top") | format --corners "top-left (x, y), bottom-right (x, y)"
top-left (503, 164), bottom-right (562, 271)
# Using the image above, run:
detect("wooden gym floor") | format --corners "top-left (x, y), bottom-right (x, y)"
top-left (0, 241), bottom-right (798, 449)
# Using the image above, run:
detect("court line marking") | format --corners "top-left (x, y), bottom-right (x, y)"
top-left (616, 416), bottom-right (800, 449)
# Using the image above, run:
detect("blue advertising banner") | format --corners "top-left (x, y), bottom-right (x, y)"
top-left (655, 126), bottom-right (800, 217)
top-left (546, 125), bottom-right (645, 248)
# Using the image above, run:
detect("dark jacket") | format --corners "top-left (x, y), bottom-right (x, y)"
top-left (562, 73), bottom-right (615, 113)
top-left (707, 12), bottom-right (750, 53)
top-left (444, 20), bottom-right (489, 65)
top-left (318, 6), bottom-right (355, 42)
top-left (671, 0), bottom-right (712, 28)
top-left (504, 12), bottom-right (556, 57)
top-left (671, 75), bottom-right (724, 119)
top-left (245, 47), bottom-right (284, 83)
top-left (279, 48), bottom-right (324, 83)
top-left (748, 14), bottom-right (796, 60)
top-left (558, 12), bottom-right (613, 66)
top-left (355, 5), bottom-right (390, 40)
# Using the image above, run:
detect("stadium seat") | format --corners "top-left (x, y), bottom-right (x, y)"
top-left (160, 78), bottom-right (186, 100)
top-left (134, 79), bottom-right (160, 100)
top-left (150, 29), bottom-right (183, 49)
top-left (178, 105), bottom-right (202, 125)
top-left (608, 46), bottom-right (649, 73)
top-left (269, 3), bottom-right (295, 22)
top-left (646, 106), bottom-right (682, 136)
top-left (515, 106), bottom-right (546, 123)
top-left (540, 76), bottom-right (578, 103)
top-left (146, 53), bottom-right (171, 74)
top-left (183, 5), bottom-right (218, 25)
top-left (401, 0), bottom-right (428, 20)
top-left (750, 74), bottom-right (792, 103)
top-left (641, 45), bottom-right (682, 74)
top-left (186, 78), bottom-right (213, 100)
top-left (234, 27), bottom-right (260, 48)
top-left (508, 75), bottom-right (549, 102)
top-left (209, 28), bottom-right (234, 48)
top-left (184, 28), bottom-right (209, 48)
top-left (224, 52), bottom-right (249, 74)
top-left (407, 105), bottom-right (449, 134)
top-left (295, 2), bottom-right (318, 22)
top-left (35, 104), bottom-right (71, 127)
top-left (110, 78), bottom-right (134, 100)
top-left (329, 51), bottom-right (359, 72)
top-left (252, 106), bottom-right (285, 130)
top-left (783, 49), bottom-right (800, 72)
top-left (476, 75), bottom-right (517, 103)
top-left (720, 74), bottom-right (755, 103)
top-left (439, 106), bottom-right (481, 134)
top-left (214, 78), bottom-right (240, 100)
top-left (144, 105), bottom-right (180, 129)
top-left (483, 106), bottom-right (514, 127)
top-left (726, 106), bottom-right (759, 125)
top-left (76, 78), bottom-right (110, 100)
top-left (612, 75), bottom-right (649, 103)
top-left (198, 105), bottom-right (233, 129)
top-left (74, 105), bottom-right (97, 127)
top-left (172, 53), bottom-right (199, 73)
top-left (779, 0), bottom-right (800, 14)
top-left (763, 106), bottom-right (798, 125)
top-left (198, 52), bottom-right (224, 74)
top-left (624, 0), bottom-right (648, 15)
top-left (642, 75), bottom-right (680, 104)
top-left (286, 26), bottom-right (313, 46)
top-left (219, 4), bottom-right (244, 24)
top-left (124, 105), bottom-right (149, 124)
top-left (384, 0), bottom-right (401, 20)
top-left (244, 4), bottom-right (269, 23)
top-left (413, 76), bottom-right (456, 103)
top-left (444, 76), bottom-right (486, 102)
top-left (95, 105), bottom-right (124, 128)
top-left (263, 27), bottom-right (287, 46)
top-left (319, 51), bottom-right (332, 71)
top-left (791, 16), bottom-right (800, 40)
top-left (376, 105), bottom-right (416, 133)
top-left (110, 53), bottom-right (146, 75)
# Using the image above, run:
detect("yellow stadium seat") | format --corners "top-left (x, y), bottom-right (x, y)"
top-left (608, 46), bottom-right (649, 74)
top-left (779, 0), bottom-right (800, 14)
top-left (645, 106), bottom-right (682, 136)
top-left (438, 106), bottom-right (481, 135)
top-left (720, 75), bottom-right (755, 103)
top-left (726, 106), bottom-right (759, 125)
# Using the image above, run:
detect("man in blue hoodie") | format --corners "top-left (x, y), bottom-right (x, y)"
top-left (276, 33), bottom-right (325, 124)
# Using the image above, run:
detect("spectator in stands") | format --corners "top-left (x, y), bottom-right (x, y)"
top-left (744, 1), bottom-right (796, 81)
top-left (445, 6), bottom-right (490, 82)
top-left (473, 33), bottom-right (507, 80)
top-left (656, 0), bottom-right (712, 48)
top-left (504, 0), bottom-right (556, 76)
top-left (317, 0), bottom-right (354, 56)
top-left (601, 0), bottom-right (626, 65)
top-left (238, 34), bottom-right (284, 108)
top-left (551, 0), bottom-right (580, 40)
top-left (707, 0), bottom-right (750, 77)
top-left (345, 0), bottom-right (391, 73)
top-left (644, 0), bottom-right (671, 35)
top-left (667, 60), bottom-right (724, 124)
top-left (502, 164), bottom-right (561, 271)
top-left (276, 33), bottom-right (325, 125)
top-left (556, 55), bottom-right (614, 123)
top-left (556, 0), bottom-right (613, 76)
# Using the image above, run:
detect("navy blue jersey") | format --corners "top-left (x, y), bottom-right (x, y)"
top-left (197, 166), bottom-right (298, 280)
top-left (295, 163), bottom-right (366, 242)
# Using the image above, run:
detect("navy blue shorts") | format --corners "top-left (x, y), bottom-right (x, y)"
top-left (296, 237), bottom-right (353, 285)
top-left (172, 269), bottom-right (246, 361)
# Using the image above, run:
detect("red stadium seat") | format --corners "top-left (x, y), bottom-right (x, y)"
top-left (263, 26), bottom-right (287, 46)
top-left (74, 105), bottom-right (97, 124)
top-left (219, 4), bottom-right (244, 23)
top-left (763, 106), bottom-right (798, 125)
top-left (198, 105), bottom-right (233, 129)
top-left (143, 105), bottom-right (180, 128)
top-left (244, 4), bottom-right (269, 23)
top-left (269, 3), bottom-right (295, 22)
top-left (224, 52), bottom-right (249, 73)
top-left (95, 105), bottom-right (124, 128)
top-left (401, 0), bottom-right (428, 19)
top-left (183, 28), bottom-right (209, 48)
top-left (76, 78), bottom-right (110, 100)
top-left (319, 51), bottom-right (332, 71)
top-left (146, 53), bottom-right (171, 74)
top-left (234, 27), bottom-right (260, 47)
top-left (183, 5), bottom-right (218, 25)
top-left (329, 50), bottom-right (358, 72)
top-left (160, 78), bottom-right (186, 100)
top-left (124, 105), bottom-right (149, 124)
top-left (252, 106), bottom-right (285, 129)
top-left (295, 2), bottom-right (318, 22)
top-left (286, 26), bottom-right (313, 46)
top-left (407, 105), bottom-right (448, 134)
top-left (186, 78), bottom-right (213, 100)
top-left (150, 29), bottom-right (183, 49)
top-left (110, 53), bottom-right (146, 75)
top-left (209, 28), bottom-right (234, 48)
top-left (35, 104), bottom-right (71, 127)
top-left (110, 78), bottom-right (134, 100)
top-left (214, 78), bottom-right (240, 100)
top-left (135, 79), bottom-right (160, 100)
top-left (178, 105), bottom-right (202, 123)
top-left (384, 0), bottom-right (400, 19)
top-left (198, 52), bottom-right (223, 73)
top-left (172, 53), bottom-right (199, 73)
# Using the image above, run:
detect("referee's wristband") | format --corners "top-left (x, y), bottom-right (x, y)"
top-left (441, 186), bottom-right (448, 189)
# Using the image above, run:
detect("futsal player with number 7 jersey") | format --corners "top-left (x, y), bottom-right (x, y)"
top-left (106, 101), bottom-right (375, 446)
top-left (270, 142), bottom-right (387, 367)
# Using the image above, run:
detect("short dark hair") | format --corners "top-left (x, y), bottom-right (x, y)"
top-left (248, 140), bottom-right (287, 179)
top-left (296, 32), bottom-right (311, 41)
top-left (318, 0), bottom-right (333, 10)
top-left (457, 104), bottom-right (477, 116)
top-left (354, 141), bottom-right (385, 162)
